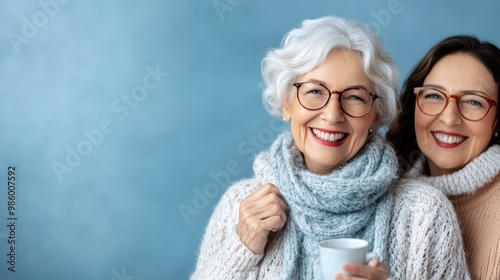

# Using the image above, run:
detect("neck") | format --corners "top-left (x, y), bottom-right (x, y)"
top-left (427, 159), bottom-right (461, 176)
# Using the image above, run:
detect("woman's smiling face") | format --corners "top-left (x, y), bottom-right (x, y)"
top-left (282, 48), bottom-right (379, 174)
top-left (414, 53), bottom-right (498, 176)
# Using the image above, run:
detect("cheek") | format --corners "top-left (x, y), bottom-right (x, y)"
top-left (414, 111), bottom-right (432, 145)
top-left (487, 110), bottom-right (498, 131)
top-left (290, 121), bottom-right (308, 141)
top-left (289, 109), bottom-right (314, 151)
top-left (414, 118), bottom-right (423, 135)
top-left (414, 110), bottom-right (428, 131)
top-left (348, 117), bottom-right (372, 148)
top-left (472, 116), bottom-right (496, 146)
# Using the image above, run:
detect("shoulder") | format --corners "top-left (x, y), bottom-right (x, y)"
top-left (387, 178), bottom-right (470, 279)
top-left (197, 177), bottom-right (263, 244)
top-left (221, 178), bottom-right (262, 203)
top-left (392, 178), bottom-right (451, 206)
top-left (390, 178), bottom-right (458, 224)
top-left (210, 178), bottom-right (263, 217)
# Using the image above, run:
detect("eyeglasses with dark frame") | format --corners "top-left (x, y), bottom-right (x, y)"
top-left (414, 86), bottom-right (498, 121)
top-left (293, 81), bottom-right (379, 118)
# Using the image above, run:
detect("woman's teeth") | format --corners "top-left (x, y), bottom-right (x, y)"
top-left (433, 132), bottom-right (465, 144)
top-left (312, 128), bottom-right (345, 142)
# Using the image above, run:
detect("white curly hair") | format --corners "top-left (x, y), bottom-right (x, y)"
top-left (261, 16), bottom-right (400, 125)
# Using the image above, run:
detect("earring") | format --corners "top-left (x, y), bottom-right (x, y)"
top-left (369, 128), bottom-right (373, 133)
top-left (495, 131), bottom-right (498, 138)
top-left (283, 117), bottom-right (287, 122)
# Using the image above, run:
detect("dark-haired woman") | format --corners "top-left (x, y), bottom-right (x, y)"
top-left (387, 35), bottom-right (500, 279)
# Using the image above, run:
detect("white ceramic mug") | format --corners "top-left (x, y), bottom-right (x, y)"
top-left (319, 238), bottom-right (377, 280)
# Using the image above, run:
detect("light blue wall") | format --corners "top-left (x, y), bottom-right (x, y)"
top-left (0, 0), bottom-right (498, 279)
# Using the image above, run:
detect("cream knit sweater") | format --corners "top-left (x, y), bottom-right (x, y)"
top-left (191, 180), bottom-right (470, 279)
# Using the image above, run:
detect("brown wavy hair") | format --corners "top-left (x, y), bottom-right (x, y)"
top-left (386, 35), bottom-right (500, 174)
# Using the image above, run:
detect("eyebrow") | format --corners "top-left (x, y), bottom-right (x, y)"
top-left (422, 84), bottom-right (491, 97)
top-left (306, 78), bottom-right (327, 84)
top-left (305, 79), bottom-right (370, 91)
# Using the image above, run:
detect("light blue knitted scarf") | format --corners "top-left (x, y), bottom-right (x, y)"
top-left (255, 131), bottom-right (397, 279)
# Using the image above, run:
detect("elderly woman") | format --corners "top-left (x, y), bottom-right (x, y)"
top-left (386, 35), bottom-right (500, 279)
top-left (191, 16), bottom-right (469, 279)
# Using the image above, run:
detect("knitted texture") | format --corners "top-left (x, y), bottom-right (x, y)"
top-left (253, 131), bottom-right (396, 279)
top-left (191, 134), bottom-right (471, 279)
top-left (406, 144), bottom-right (500, 279)
top-left (406, 145), bottom-right (500, 195)
top-left (450, 177), bottom-right (500, 279)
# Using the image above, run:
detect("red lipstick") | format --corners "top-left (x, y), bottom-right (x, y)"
top-left (310, 128), bottom-right (349, 147)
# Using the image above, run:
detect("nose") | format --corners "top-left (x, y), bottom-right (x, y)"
top-left (321, 94), bottom-right (345, 123)
top-left (438, 97), bottom-right (462, 126)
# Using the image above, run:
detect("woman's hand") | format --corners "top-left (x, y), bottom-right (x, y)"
top-left (237, 183), bottom-right (287, 254)
top-left (335, 259), bottom-right (391, 280)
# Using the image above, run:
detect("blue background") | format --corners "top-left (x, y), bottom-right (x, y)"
top-left (0, 0), bottom-right (498, 279)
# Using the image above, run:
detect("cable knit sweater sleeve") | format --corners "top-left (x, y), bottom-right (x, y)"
top-left (388, 179), bottom-right (471, 280)
top-left (190, 178), bottom-right (264, 280)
